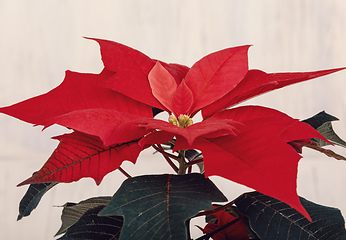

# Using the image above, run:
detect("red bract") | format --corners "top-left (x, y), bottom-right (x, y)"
top-left (17, 132), bottom-right (142, 186)
top-left (1, 38), bottom-right (344, 220)
top-left (199, 208), bottom-right (249, 240)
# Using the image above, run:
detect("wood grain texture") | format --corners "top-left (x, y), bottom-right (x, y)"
top-left (1, 1), bottom-right (346, 239)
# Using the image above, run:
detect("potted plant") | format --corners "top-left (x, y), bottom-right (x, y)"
top-left (1, 38), bottom-right (346, 239)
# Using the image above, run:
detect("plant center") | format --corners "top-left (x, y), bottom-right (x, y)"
top-left (169, 114), bottom-right (193, 128)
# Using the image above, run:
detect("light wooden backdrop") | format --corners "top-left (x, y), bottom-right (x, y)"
top-left (1, 1), bottom-right (346, 239)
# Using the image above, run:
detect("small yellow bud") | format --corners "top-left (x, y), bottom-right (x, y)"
top-left (169, 114), bottom-right (193, 128)
top-left (186, 118), bottom-right (193, 127)
top-left (168, 115), bottom-right (178, 126)
top-left (177, 114), bottom-right (187, 127)
top-left (177, 114), bottom-right (193, 128)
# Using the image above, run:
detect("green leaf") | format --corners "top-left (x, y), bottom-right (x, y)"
top-left (99, 173), bottom-right (227, 240)
top-left (303, 111), bottom-right (346, 147)
top-left (58, 205), bottom-right (123, 240)
top-left (17, 173), bottom-right (58, 220)
top-left (302, 111), bottom-right (339, 129)
top-left (235, 191), bottom-right (346, 240)
top-left (316, 122), bottom-right (346, 148)
top-left (55, 196), bottom-right (112, 236)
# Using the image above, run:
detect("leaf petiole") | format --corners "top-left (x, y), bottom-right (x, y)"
top-left (152, 144), bottom-right (179, 173)
top-left (306, 143), bottom-right (346, 160)
top-left (186, 158), bottom-right (204, 167)
top-left (118, 167), bottom-right (132, 178)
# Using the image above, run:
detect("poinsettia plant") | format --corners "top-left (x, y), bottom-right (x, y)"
top-left (2, 38), bottom-right (346, 239)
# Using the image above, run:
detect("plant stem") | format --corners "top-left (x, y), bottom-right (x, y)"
top-left (152, 144), bottom-right (180, 160)
top-left (152, 144), bottom-right (189, 174)
top-left (186, 158), bottom-right (204, 167)
top-left (118, 167), bottom-right (131, 178)
top-left (306, 143), bottom-right (346, 160)
top-left (153, 144), bottom-right (179, 173)
top-left (177, 150), bottom-right (188, 175)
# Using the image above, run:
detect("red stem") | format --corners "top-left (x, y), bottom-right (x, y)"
top-left (118, 166), bottom-right (132, 178)
top-left (153, 144), bottom-right (179, 173)
top-left (187, 158), bottom-right (204, 167)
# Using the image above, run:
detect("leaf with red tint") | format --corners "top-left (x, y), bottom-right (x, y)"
top-left (202, 68), bottom-right (346, 118)
top-left (87, 38), bottom-right (154, 75)
top-left (138, 131), bottom-right (175, 149)
top-left (185, 45), bottom-right (250, 115)
top-left (212, 106), bottom-right (328, 143)
top-left (191, 106), bottom-right (328, 220)
top-left (158, 62), bottom-right (190, 85)
top-left (288, 139), bottom-right (312, 154)
top-left (139, 118), bottom-right (239, 146)
top-left (171, 81), bottom-right (194, 117)
top-left (91, 38), bottom-right (189, 110)
top-left (40, 109), bottom-right (151, 146)
top-left (89, 38), bottom-right (162, 109)
top-left (18, 131), bottom-right (142, 186)
top-left (148, 61), bottom-right (177, 112)
top-left (200, 209), bottom-right (249, 240)
top-left (147, 59), bottom-right (194, 116)
top-left (281, 121), bottom-right (330, 144)
top-left (0, 70), bottom-right (152, 126)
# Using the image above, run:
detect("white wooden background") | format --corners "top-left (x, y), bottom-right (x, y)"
top-left (1, 1), bottom-right (346, 239)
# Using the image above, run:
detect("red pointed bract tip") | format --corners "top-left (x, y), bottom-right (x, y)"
top-left (17, 177), bottom-right (33, 187)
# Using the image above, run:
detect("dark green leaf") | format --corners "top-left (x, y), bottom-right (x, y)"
top-left (235, 191), bottom-right (346, 240)
top-left (99, 173), bottom-right (227, 240)
top-left (56, 196), bottom-right (112, 236)
top-left (303, 111), bottom-right (346, 147)
top-left (17, 174), bottom-right (58, 220)
top-left (58, 205), bottom-right (123, 240)
top-left (302, 111), bottom-right (338, 129)
top-left (316, 122), bottom-right (346, 148)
